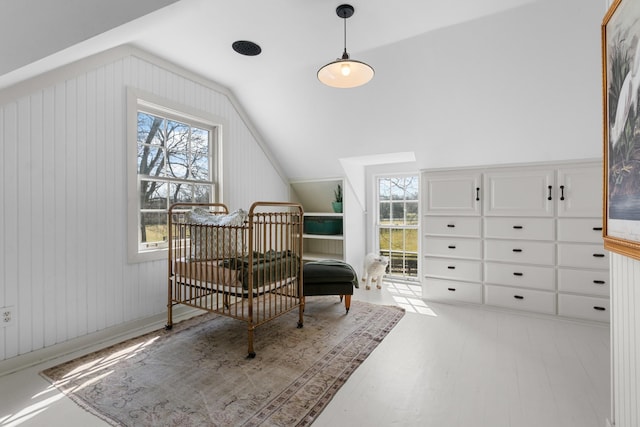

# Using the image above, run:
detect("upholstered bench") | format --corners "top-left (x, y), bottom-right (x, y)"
top-left (303, 260), bottom-right (359, 313)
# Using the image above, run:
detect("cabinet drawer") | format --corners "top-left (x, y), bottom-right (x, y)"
top-left (484, 262), bottom-right (555, 291)
top-left (557, 243), bottom-right (609, 269)
top-left (423, 217), bottom-right (481, 237)
top-left (558, 294), bottom-right (609, 322)
top-left (484, 285), bottom-right (556, 315)
top-left (423, 257), bottom-right (482, 281)
top-left (484, 217), bottom-right (554, 241)
top-left (423, 278), bottom-right (483, 304)
top-left (557, 268), bottom-right (609, 297)
top-left (484, 240), bottom-right (555, 265)
top-left (423, 237), bottom-right (482, 259)
top-left (557, 218), bottom-right (603, 243)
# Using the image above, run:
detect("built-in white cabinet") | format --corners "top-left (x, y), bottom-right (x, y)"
top-left (290, 179), bottom-right (346, 262)
top-left (421, 160), bottom-right (609, 323)
top-left (422, 170), bottom-right (483, 304)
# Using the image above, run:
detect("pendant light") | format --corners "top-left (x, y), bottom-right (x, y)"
top-left (317, 4), bottom-right (374, 88)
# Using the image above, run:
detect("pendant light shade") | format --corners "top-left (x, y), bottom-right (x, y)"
top-left (318, 4), bottom-right (374, 88)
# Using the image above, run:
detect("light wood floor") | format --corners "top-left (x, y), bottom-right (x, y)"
top-left (0, 280), bottom-right (610, 427)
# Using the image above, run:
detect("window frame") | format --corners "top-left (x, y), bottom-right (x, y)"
top-left (374, 174), bottom-right (420, 281)
top-left (126, 88), bottom-right (224, 263)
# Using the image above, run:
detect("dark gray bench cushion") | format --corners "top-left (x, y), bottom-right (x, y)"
top-left (303, 260), bottom-right (359, 287)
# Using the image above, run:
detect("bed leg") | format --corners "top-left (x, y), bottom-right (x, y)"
top-left (166, 304), bottom-right (174, 330)
top-left (297, 304), bottom-right (304, 328)
top-left (247, 328), bottom-right (256, 359)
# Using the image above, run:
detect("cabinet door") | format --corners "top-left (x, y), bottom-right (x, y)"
top-left (423, 171), bottom-right (481, 216)
top-left (483, 168), bottom-right (554, 216)
top-left (556, 164), bottom-right (602, 217)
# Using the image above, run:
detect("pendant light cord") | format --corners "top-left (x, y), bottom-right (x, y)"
top-left (342, 14), bottom-right (349, 58)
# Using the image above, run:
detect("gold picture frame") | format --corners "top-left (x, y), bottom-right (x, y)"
top-left (602, 0), bottom-right (640, 260)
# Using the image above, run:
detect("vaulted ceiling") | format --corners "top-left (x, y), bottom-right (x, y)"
top-left (0, 0), bottom-right (603, 180)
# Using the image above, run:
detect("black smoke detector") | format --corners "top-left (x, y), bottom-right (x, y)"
top-left (232, 40), bottom-right (262, 56)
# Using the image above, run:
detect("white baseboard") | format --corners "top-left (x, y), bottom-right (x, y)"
top-left (0, 306), bottom-right (201, 377)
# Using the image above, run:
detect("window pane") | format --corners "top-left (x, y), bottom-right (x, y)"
top-left (140, 180), bottom-right (168, 209)
top-left (137, 145), bottom-right (165, 177)
top-left (140, 211), bottom-right (167, 244)
top-left (137, 113), bottom-right (165, 146)
top-left (193, 185), bottom-right (211, 203)
top-left (169, 182), bottom-right (189, 205)
top-left (169, 183), bottom-right (211, 204)
top-left (190, 127), bottom-right (210, 180)
top-left (390, 228), bottom-right (405, 251)
top-left (379, 228), bottom-right (391, 251)
top-left (405, 228), bottom-right (418, 252)
top-left (379, 202), bottom-right (390, 224)
top-left (165, 150), bottom-right (188, 179)
top-left (406, 177), bottom-right (419, 200)
top-left (391, 202), bottom-right (405, 224)
top-left (390, 179), bottom-right (406, 200)
top-left (406, 202), bottom-right (419, 225)
top-left (379, 179), bottom-right (390, 201)
top-left (166, 120), bottom-right (190, 150)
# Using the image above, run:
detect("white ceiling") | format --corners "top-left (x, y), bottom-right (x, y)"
top-left (0, 0), bottom-right (602, 180)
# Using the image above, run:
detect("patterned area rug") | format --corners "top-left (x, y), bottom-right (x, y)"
top-left (41, 297), bottom-right (404, 426)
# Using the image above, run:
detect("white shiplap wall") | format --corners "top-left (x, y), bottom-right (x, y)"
top-left (0, 46), bottom-right (289, 362)
top-left (611, 253), bottom-right (640, 427)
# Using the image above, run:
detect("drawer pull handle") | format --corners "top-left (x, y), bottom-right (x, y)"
top-left (512, 248), bottom-right (523, 253)
top-left (547, 185), bottom-right (552, 201)
top-left (447, 224), bottom-right (455, 228)
top-left (514, 295), bottom-right (524, 300)
top-left (447, 288), bottom-right (456, 292)
top-left (447, 266), bottom-right (456, 269)
top-left (593, 306), bottom-right (606, 311)
top-left (593, 227), bottom-right (603, 231)
top-left (476, 187), bottom-right (480, 201)
top-left (513, 272), bottom-right (523, 276)
top-left (593, 253), bottom-right (605, 258)
top-left (593, 280), bottom-right (606, 285)
top-left (560, 185), bottom-right (565, 201)
top-left (513, 225), bottom-right (523, 229)
top-left (448, 245), bottom-right (456, 249)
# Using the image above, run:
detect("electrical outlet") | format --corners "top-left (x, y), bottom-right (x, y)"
top-left (2, 306), bottom-right (15, 327)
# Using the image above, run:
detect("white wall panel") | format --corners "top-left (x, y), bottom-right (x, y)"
top-left (611, 253), bottom-right (640, 427)
top-left (0, 47), bottom-right (289, 362)
top-left (2, 103), bottom-right (20, 360)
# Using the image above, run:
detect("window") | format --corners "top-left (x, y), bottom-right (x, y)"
top-left (128, 90), bottom-right (221, 262)
top-left (376, 176), bottom-right (419, 280)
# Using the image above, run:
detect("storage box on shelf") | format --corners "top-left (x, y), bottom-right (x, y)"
top-left (421, 161), bottom-right (609, 322)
